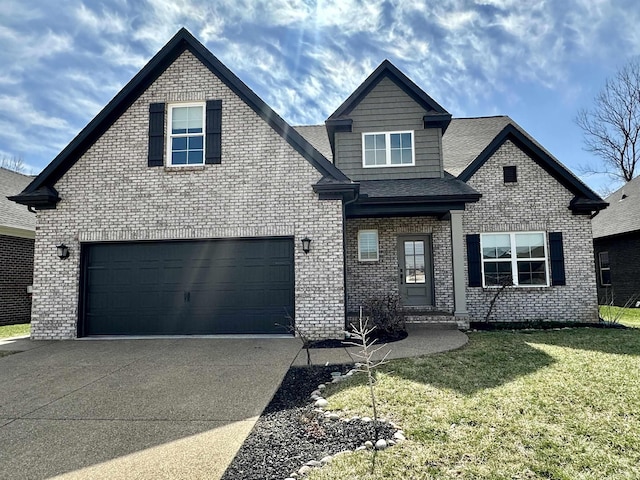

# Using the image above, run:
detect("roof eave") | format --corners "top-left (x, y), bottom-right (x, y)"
top-left (8, 186), bottom-right (60, 209)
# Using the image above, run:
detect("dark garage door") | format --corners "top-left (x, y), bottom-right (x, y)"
top-left (81, 238), bottom-right (294, 336)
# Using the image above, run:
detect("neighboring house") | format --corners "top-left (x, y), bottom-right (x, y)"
top-left (10, 29), bottom-right (607, 340)
top-left (592, 176), bottom-right (640, 307)
top-left (1, 167), bottom-right (35, 326)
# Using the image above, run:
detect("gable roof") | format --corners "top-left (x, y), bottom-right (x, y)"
top-left (592, 176), bottom-right (640, 238)
top-left (444, 117), bottom-right (606, 212)
top-left (326, 59), bottom-right (451, 124)
top-left (11, 28), bottom-right (349, 208)
top-left (0, 167), bottom-right (35, 235)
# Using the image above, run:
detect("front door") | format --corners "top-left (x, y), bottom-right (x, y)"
top-left (398, 235), bottom-right (433, 306)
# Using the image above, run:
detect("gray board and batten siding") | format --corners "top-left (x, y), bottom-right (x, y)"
top-left (334, 76), bottom-right (443, 181)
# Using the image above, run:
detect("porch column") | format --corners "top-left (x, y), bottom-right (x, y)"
top-left (450, 210), bottom-right (468, 317)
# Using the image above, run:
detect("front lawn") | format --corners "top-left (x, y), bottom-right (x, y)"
top-left (0, 323), bottom-right (30, 338)
top-left (311, 328), bottom-right (640, 479)
top-left (599, 305), bottom-right (640, 328)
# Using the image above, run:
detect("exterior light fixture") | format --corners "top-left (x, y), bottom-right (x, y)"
top-left (57, 244), bottom-right (70, 259)
top-left (301, 237), bottom-right (311, 255)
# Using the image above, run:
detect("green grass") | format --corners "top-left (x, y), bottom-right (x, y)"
top-left (0, 323), bottom-right (30, 338)
top-left (310, 329), bottom-right (640, 480)
top-left (599, 305), bottom-right (640, 328)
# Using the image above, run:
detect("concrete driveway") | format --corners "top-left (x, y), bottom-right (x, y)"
top-left (0, 337), bottom-right (301, 480)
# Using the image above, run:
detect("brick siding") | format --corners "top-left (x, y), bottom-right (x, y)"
top-left (345, 216), bottom-right (454, 313)
top-left (463, 140), bottom-right (599, 323)
top-left (0, 234), bottom-right (34, 326)
top-left (31, 51), bottom-right (344, 340)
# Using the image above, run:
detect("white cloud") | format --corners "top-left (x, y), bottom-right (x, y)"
top-left (74, 4), bottom-right (129, 35)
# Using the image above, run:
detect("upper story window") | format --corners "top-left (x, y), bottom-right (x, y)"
top-left (362, 131), bottom-right (414, 167)
top-left (481, 232), bottom-right (549, 287)
top-left (167, 103), bottom-right (205, 166)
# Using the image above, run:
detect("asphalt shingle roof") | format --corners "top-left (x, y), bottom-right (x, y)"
top-left (0, 167), bottom-right (35, 232)
top-left (292, 125), bottom-right (333, 160)
top-left (592, 176), bottom-right (640, 238)
top-left (441, 116), bottom-right (512, 176)
top-left (358, 174), bottom-right (479, 199)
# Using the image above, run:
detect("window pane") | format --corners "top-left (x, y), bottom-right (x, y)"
top-left (364, 150), bottom-right (375, 166)
top-left (364, 135), bottom-right (375, 149)
top-left (376, 149), bottom-right (386, 165)
top-left (599, 251), bottom-right (610, 268)
top-left (187, 150), bottom-right (203, 164)
top-left (517, 261), bottom-right (546, 285)
top-left (172, 137), bottom-right (187, 151)
top-left (401, 147), bottom-right (412, 164)
top-left (401, 132), bottom-right (412, 147)
top-left (601, 269), bottom-right (611, 285)
top-left (482, 234), bottom-right (511, 259)
top-left (516, 233), bottom-right (544, 258)
top-left (187, 106), bottom-right (203, 130)
top-left (484, 261), bottom-right (512, 286)
top-left (404, 241), bottom-right (414, 255)
top-left (188, 136), bottom-right (203, 149)
top-left (172, 107), bottom-right (188, 123)
top-left (172, 151), bottom-right (187, 165)
top-left (390, 133), bottom-right (401, 149)
top-left (391, 149), bottom-right (402, 164)
top-left (414, 241), bottom-right (424, 254)
top-left (374, 134), bottom-right (386, 149)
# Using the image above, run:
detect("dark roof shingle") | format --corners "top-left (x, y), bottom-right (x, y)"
top-left (592, 176), bottom-right (640, 238)
top-left (0, 167), bottom-right (35, 232)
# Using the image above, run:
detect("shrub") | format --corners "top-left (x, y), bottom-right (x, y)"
top-left (362, 294), bottom-right (406, 337)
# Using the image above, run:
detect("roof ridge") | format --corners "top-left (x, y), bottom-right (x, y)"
top-left (451, 115), bottom-right (510, 120)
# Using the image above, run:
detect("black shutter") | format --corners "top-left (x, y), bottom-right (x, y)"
top-left (466, 234), bottom-right (482, 287)
top-left (205, 99), bottom-right (222, 164)
top-left (549, 232), bottom-right (566, 286)
top-left (148, 103), bottom-right (165, 167)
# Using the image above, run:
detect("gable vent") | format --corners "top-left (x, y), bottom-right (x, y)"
top-left (503, 165), bottom-right (517, 183)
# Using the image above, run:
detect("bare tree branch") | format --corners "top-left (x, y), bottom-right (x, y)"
top-left (0, 155), bottom-right (26, 173)
top-left (576, 58), bottom-right (640, 185)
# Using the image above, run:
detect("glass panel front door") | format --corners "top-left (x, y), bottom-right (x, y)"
top-left (398, 235), bottom-right (433, 307)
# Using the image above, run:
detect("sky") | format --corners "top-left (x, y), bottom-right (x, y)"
top-left (1, 0), bottom-right (640, 196)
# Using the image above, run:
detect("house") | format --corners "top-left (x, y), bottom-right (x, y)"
top-left (592, 176), bottom-right (640, 307)
top-left (1, 167), bottom-right (35, 326)
top-left (10, 29), bottom-right (607, 340)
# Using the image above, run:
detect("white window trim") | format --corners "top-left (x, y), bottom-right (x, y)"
top-left (598, 251), bottom-right (611, 286)
top-left (361, 131), bottom-right (415, 168)
top-left (166, 102), bottom-right (206, 167)
top-left (480, 231), bottom-right (550, 288)
top-left (358, 229), bottom-right (379, 262)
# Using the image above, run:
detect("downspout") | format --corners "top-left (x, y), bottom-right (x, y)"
top-left (342, 191), bottom-right (359, 332)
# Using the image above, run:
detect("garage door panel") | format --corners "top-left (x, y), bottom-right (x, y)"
top-left (82, 238), bottom-right (294, 335)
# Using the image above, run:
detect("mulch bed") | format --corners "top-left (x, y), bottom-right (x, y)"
top-left (220, 364), bottom-right (397, 480)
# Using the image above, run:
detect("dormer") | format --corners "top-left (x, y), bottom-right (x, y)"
top-left (326, 60), bottom-right (451, 181)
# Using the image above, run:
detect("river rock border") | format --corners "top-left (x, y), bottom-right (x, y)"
top-left (284, 367), bottom-right (407, 480)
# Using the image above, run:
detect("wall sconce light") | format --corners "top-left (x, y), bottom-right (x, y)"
top-left (57, 244), bottom-right (70, 259)
top-left (301, 237), bottom-right (311, 255)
